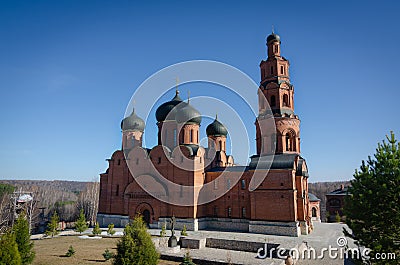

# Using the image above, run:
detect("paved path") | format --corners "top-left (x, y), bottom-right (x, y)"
top-left (150, 222), bottom-right (354, 265)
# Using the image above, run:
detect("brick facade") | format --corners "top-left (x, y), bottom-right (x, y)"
top-left (98, 33), bottom-right (314, 236)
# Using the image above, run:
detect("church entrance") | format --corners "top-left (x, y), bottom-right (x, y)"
top-left (142, 209), bottom-right (151, 226)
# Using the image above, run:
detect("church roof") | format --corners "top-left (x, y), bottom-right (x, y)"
top-left (267, 33), bottom-right (280, 44)
top-left (327, 186), bottom-right (350, 196)
top-left (208, 154), bottom-right (308, 175)
top-left (121, 108), bottom-right (145, 131)
top-left (308, 193), bottom-right (320, 202)
top-left (249, 153), bottom-right (299, 170)
top-left (206, 115), bottom-right (228, 136)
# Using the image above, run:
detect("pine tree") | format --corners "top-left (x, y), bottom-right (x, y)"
top-left (75, 209), bottom-right (88, 234)
top-left (180, 250), bottom-right (195, 265)
top-left (65, 245), bottom-right (75, 257)
top-left (45, 211), bottom-right (59, 238)
top-left (92, 222), bottom-right (101, 235)
top-left (160, 222), bottom-right (166, 237)
top-left (12, 213), bottom-right (35, 265)
top-left (113, 215), bottom-right (159, 265)
top-left (0, 230), bottom-right (22, 265)
top-left (344, 131), bottom-right (400, 265)
top-left (107, 223), bottom-right (116, 235)
top-left (181, 225), bottom-right (188, 236)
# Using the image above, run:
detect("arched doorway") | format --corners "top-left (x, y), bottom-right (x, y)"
top-left (142, 209), bottom-right (150, 226)
top-left (312, 207), bottom-right (317, 217)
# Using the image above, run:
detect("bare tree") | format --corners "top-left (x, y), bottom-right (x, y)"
top-left (0, 195), bottom-right (12, 233)
top-left (77, 180), bottom-right (99, 226)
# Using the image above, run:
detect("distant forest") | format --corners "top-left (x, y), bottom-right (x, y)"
top-left (0, 179), bottom-right (350, 226)
top-left (0, 180), bottom-right (99, 233)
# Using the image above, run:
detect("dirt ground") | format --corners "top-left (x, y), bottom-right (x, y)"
top-left (32, 236), bottom-right (179, 265)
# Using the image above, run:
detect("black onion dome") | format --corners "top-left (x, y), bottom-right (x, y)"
top-left (175, 102), bottom-right (202, 124)
top-left (121, 108), bottom-right (145, 131)
top-left (155, 90), bottom-right (183, 122)
top-left (267, 33), bottom-right (280, 44)
top-left (206, 115), bottom-right (228, 136)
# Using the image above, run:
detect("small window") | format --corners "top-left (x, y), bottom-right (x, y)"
top-left (116, 185), bottom-right (119, 196)
top-left (219, 140), bottom-right (222, 150)
top-left (117, 159), bottom-right (121, 166)
top-left (173, 129), bottom-right (177, 146)
top-left (271, 133), bottom-right (276, 152)
top-left (200, 157), bottom-right (202, 163)
top-left (227, 207), bottom-right (232, 218)
top-left (190, 129), bottom-right (193, 143)
top-left (214, 206), bottom-right (218, 217)
top-left (241, 179), bottom-right (246, 189)
top-left (270, 95), bottom-right (276, 107)
top-left (242, 207), bottom-right (246, 218)
top-left (281, 65), bottom-right (284, 75)
top-left (270, 66), bottom-right (273, 75)
top-left (158, 157), bottom-right (161, 164)
top-left (283, 94), bottom-right (289, 107)
top-left (274, 45), bottom-right (279, 53)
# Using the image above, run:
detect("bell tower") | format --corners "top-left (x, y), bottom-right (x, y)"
top-left (256, 32), bottom-right (300, 155)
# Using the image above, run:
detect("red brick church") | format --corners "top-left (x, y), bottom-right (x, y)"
top-left (98, 32), bottom-right (315, 236)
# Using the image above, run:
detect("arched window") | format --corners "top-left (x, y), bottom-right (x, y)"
top-left (274, 45), bottom-right (279, 53)
top-left (286, 133), bottom-right (291, 151)
top-left (270, 95), bottom-right (276, 107)
top-left (197, 130), bottom-right (199, 143)
top-left (219, 140), bottom-right (222, 150)
top-left (281, 65), bottom-right (284, 75)
top-left (190, 129), bottom-right (193, 143)
top-left (312, 207), bottom-right (317, 217)
top-left (271, 133), bottom-right (276, 153)
top-left (283, 94), bottom-right (289, 107)
top-left (270, 66), bottom-right (273, 75)
top-left (173, 129), bottom-right (177, 146)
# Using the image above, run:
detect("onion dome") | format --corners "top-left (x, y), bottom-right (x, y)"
top-left (206, 115), bottom-right (228, 136)
top-left (175, 102), bottom-right (202, 124)
top-left (121, 108), bottom-right (145, 131)
top-left (155, 90), bottom-right (183, 122)
top-left (267, 32), bottom-right (280, 44)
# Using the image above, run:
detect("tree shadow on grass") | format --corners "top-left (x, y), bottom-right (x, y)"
top-left (85, 259), bottom-right (108, 262)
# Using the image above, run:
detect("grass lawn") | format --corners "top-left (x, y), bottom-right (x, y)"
top-left (32, 236), bottom-right (179, 265)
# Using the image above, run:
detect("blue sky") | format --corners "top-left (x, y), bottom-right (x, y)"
top-left (0, 0), bottom-right (399, 182)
